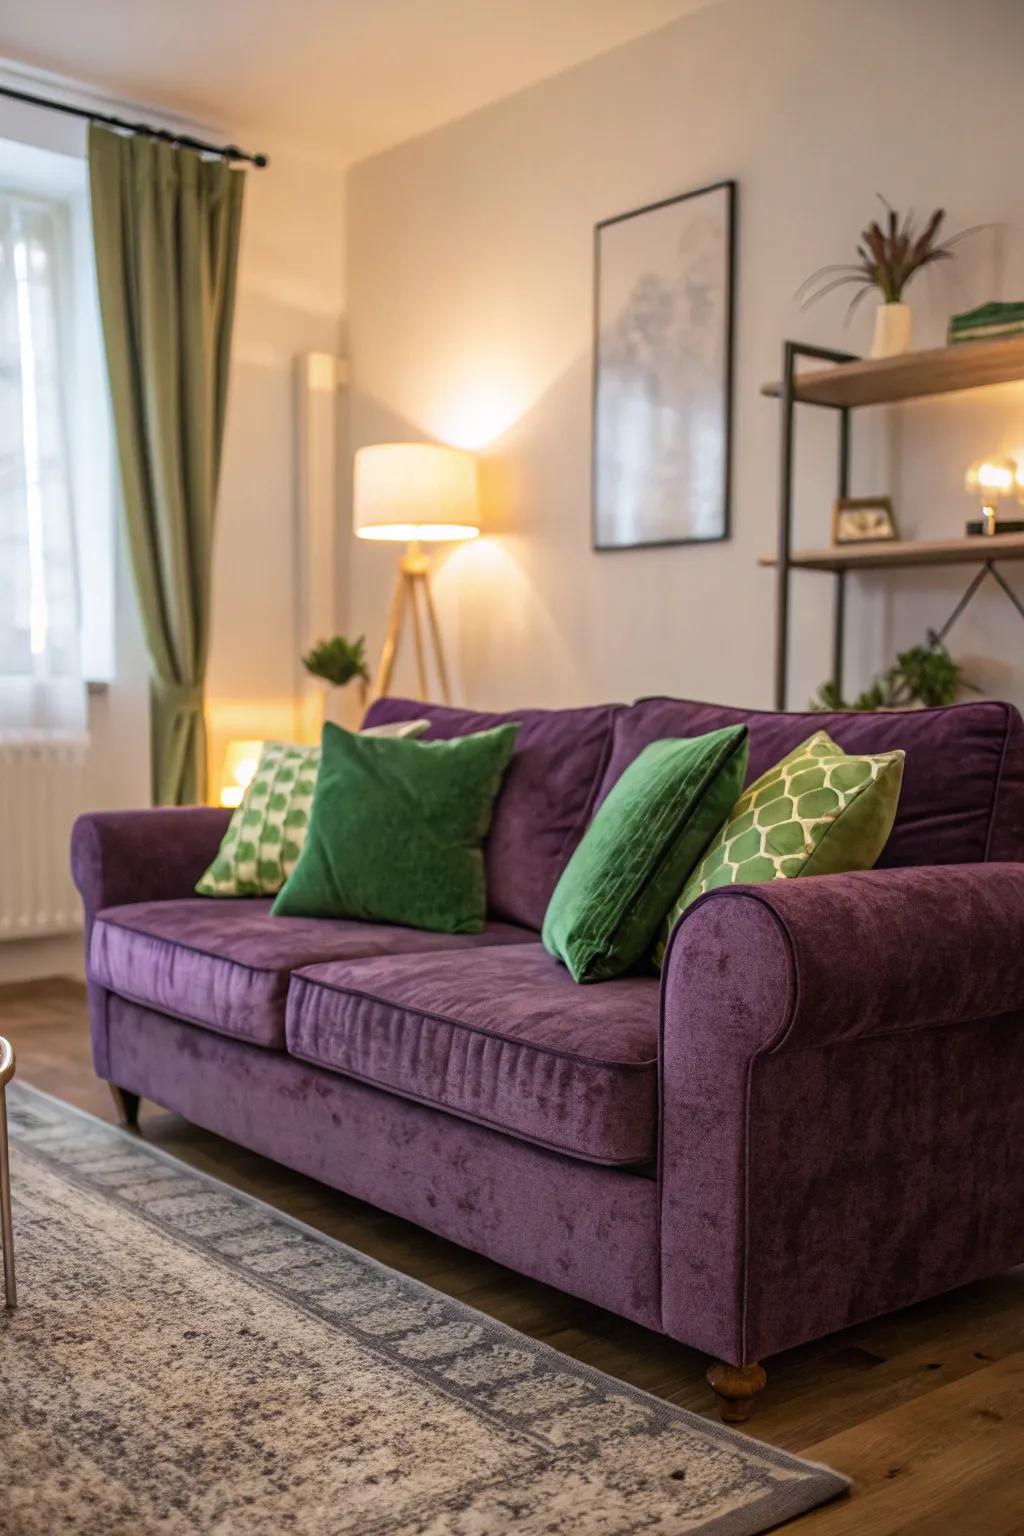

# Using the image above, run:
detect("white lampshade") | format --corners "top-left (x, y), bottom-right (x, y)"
top-left (354, 442), bottom-right (480, 543)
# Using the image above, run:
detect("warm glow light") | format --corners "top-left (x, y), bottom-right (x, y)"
top-left (357, 523), bottom-right (480, 544)
top-left (434, 535), bottom-right (571, 691)
top-left (966, 457), bottom-right (1018, 498)
top-left (433, 380), bottom-right (531, 451)
top-left (354, 443), bottom-right (479, 543)
top-left (220, 739), bottom-right (264, 808)
top-left (978, 464), bottom-right (1012, 492)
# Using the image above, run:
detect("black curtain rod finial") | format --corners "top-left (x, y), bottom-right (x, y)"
top-left (225, 146), bottom-right (270, 168)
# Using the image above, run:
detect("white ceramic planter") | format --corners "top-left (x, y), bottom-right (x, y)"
top-left (322, 681), bottom-right (368, 731)
top-left (869, 301), bottom-right (912, 359)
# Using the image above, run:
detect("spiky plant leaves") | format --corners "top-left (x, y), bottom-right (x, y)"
top-left (798, 201), bottom-right (980, 314)
top-left (302, 635), bottom-right (371, 688)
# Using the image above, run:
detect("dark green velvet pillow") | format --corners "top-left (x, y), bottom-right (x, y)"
top-left (541, 725), bottom-right (748, 983)
top-left (272, 720), bottom-right (519, 933)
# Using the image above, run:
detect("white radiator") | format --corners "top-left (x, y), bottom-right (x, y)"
top-left (0, 734), bottom-right (88, 940)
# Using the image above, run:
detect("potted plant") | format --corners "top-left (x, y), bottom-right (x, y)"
top-left (799, 200), bottom-right (979, 359)
top-left (813, 641), bottom-right (970, 712)
top-left (302, 635), bottom-right (371, 727)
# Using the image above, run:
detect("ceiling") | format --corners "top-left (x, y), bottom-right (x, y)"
top-left (0, 0), bottom-right (717, 167)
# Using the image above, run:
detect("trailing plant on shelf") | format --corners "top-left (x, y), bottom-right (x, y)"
top-left (302, 635), bottom-right (370, 690)
top-left (813, 641), bottom-right (970, 713)
top-left (797, 198), bottom-right (982, 359)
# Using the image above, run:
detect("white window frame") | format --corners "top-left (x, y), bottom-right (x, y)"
top-left (0, 134), bottom-right (116, 685)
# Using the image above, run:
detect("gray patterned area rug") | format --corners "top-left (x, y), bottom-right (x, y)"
top-left (1, 1084), bottom-right (848, 1534)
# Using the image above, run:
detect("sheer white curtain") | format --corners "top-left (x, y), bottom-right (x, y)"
top-left (0, 192), bottom-right (85, 735)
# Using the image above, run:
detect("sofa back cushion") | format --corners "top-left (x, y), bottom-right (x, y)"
top-left (362, 698), bottom-right (620, 928)
top-left (598, 697), bottom-right (1024, 867)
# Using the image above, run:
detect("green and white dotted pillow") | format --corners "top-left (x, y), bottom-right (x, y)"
top-left (196, 720), bottom-right (429, 898)
top-left (654, 730), bottom-right (904, 964)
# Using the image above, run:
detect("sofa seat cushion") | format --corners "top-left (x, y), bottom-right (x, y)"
top-left (286, 945), bottom-right (659, 1165)
top-left (89, 899), bottom-right (534, 1051)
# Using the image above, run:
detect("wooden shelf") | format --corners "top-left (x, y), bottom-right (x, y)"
top-left (759, 532), bottom-right (1024, 574)
top-left (761, 334), bottom-right (1024, 409)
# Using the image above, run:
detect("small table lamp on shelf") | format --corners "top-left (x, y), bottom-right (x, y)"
top-left (965, 456), bottom-right (1024, 537)
top-left (354, 442), bottom-right (479, 703)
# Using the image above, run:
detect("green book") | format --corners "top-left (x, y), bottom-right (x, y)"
top-left (948, 320), bottom-right (1024, 344)
top-left (949, 301), bottom-right (1024, 333)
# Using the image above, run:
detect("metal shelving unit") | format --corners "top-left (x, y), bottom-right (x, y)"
top-left (763, 335), bottom-right (1024, 709)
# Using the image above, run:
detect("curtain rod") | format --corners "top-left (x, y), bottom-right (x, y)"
top-left (0, 82), bottom-right (268, 167)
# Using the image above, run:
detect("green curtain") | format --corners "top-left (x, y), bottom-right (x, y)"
top-left (88, 124), bottom-right (245, 805)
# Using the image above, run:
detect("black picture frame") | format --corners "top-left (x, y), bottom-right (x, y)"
top-left (591, 178), bottom-right (736, 552)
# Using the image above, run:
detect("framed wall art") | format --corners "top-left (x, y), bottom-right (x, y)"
top-left (592, 179), bottom-right (736, 551)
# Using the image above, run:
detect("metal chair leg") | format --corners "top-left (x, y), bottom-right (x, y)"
top-left (0, 1039), bottom-right (16, 1309)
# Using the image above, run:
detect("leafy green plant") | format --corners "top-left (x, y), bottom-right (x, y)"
top-left (813, 642), bottom-right (968, 712)
top-left (798, 199), bottom-right (981, 321)
top-left (302, 635), bottom-right (370, 689)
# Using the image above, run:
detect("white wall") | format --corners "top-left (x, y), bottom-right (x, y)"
top-left (345, 0), bottom-right (1024, 715)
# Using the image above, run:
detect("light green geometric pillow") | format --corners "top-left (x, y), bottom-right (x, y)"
top-left (196, 720), bottom-right (428, 898)
top-left (653, 730), bottom-right (904, 965)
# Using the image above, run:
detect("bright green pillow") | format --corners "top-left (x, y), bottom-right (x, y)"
top-left (196, 720), bottom-right (428, 898)
top-left (271, 720), bottom-right (519, 933)
top-left (542, 726), bottom-right (749, 983)
top-left (653, 729), bottom-right (905, 966)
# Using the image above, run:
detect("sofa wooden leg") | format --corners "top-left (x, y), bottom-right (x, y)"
top-left (708, 1361), bottom-right (767, 1423)
top-left (108, 1085), bottom-right (140, 1130)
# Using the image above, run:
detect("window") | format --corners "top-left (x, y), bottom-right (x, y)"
top-left (0, 137), bottom-right (115, 732)
top-left (0, 195), bottom-right (80, 695)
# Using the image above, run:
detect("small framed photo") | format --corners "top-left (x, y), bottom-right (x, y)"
top-left (832, 496), bottom-right (898, 545)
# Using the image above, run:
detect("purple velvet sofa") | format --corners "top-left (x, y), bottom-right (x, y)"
top-left (71, 694), bottom-right (1024, 1421)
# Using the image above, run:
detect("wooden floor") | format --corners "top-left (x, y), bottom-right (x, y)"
top-left (4, 977), bottom-right (1023, 1533)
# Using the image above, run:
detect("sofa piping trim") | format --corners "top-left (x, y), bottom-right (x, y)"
top-left (657, 887), bottom-right (800, 1366)
top-left (981, 701), bottom-right (1013, 862)
top-left (283, 1041), bottom-right (656, 1167)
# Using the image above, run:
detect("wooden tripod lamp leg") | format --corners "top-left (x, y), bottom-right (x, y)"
top-left (420, 569), bottom-right (451, 705)
top-left (373, 564), bottom-right (408, 701)
top-left (371, 543), bottom-right (452, 705)
top-left (408, 573), bottom-right (428, 700)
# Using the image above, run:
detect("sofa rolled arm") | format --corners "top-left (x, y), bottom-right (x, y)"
top-left (658, 864), bottom-right (1024, 1367)
top-left (665, 863), bottom-right (1024, 1054)
top-left (71, 807), bottom-right (231, 921)
top-left (72, 807), bottom-right (232, 1080)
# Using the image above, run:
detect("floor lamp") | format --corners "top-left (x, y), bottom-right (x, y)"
top-left (354, 443), bottom-right (479, 703)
